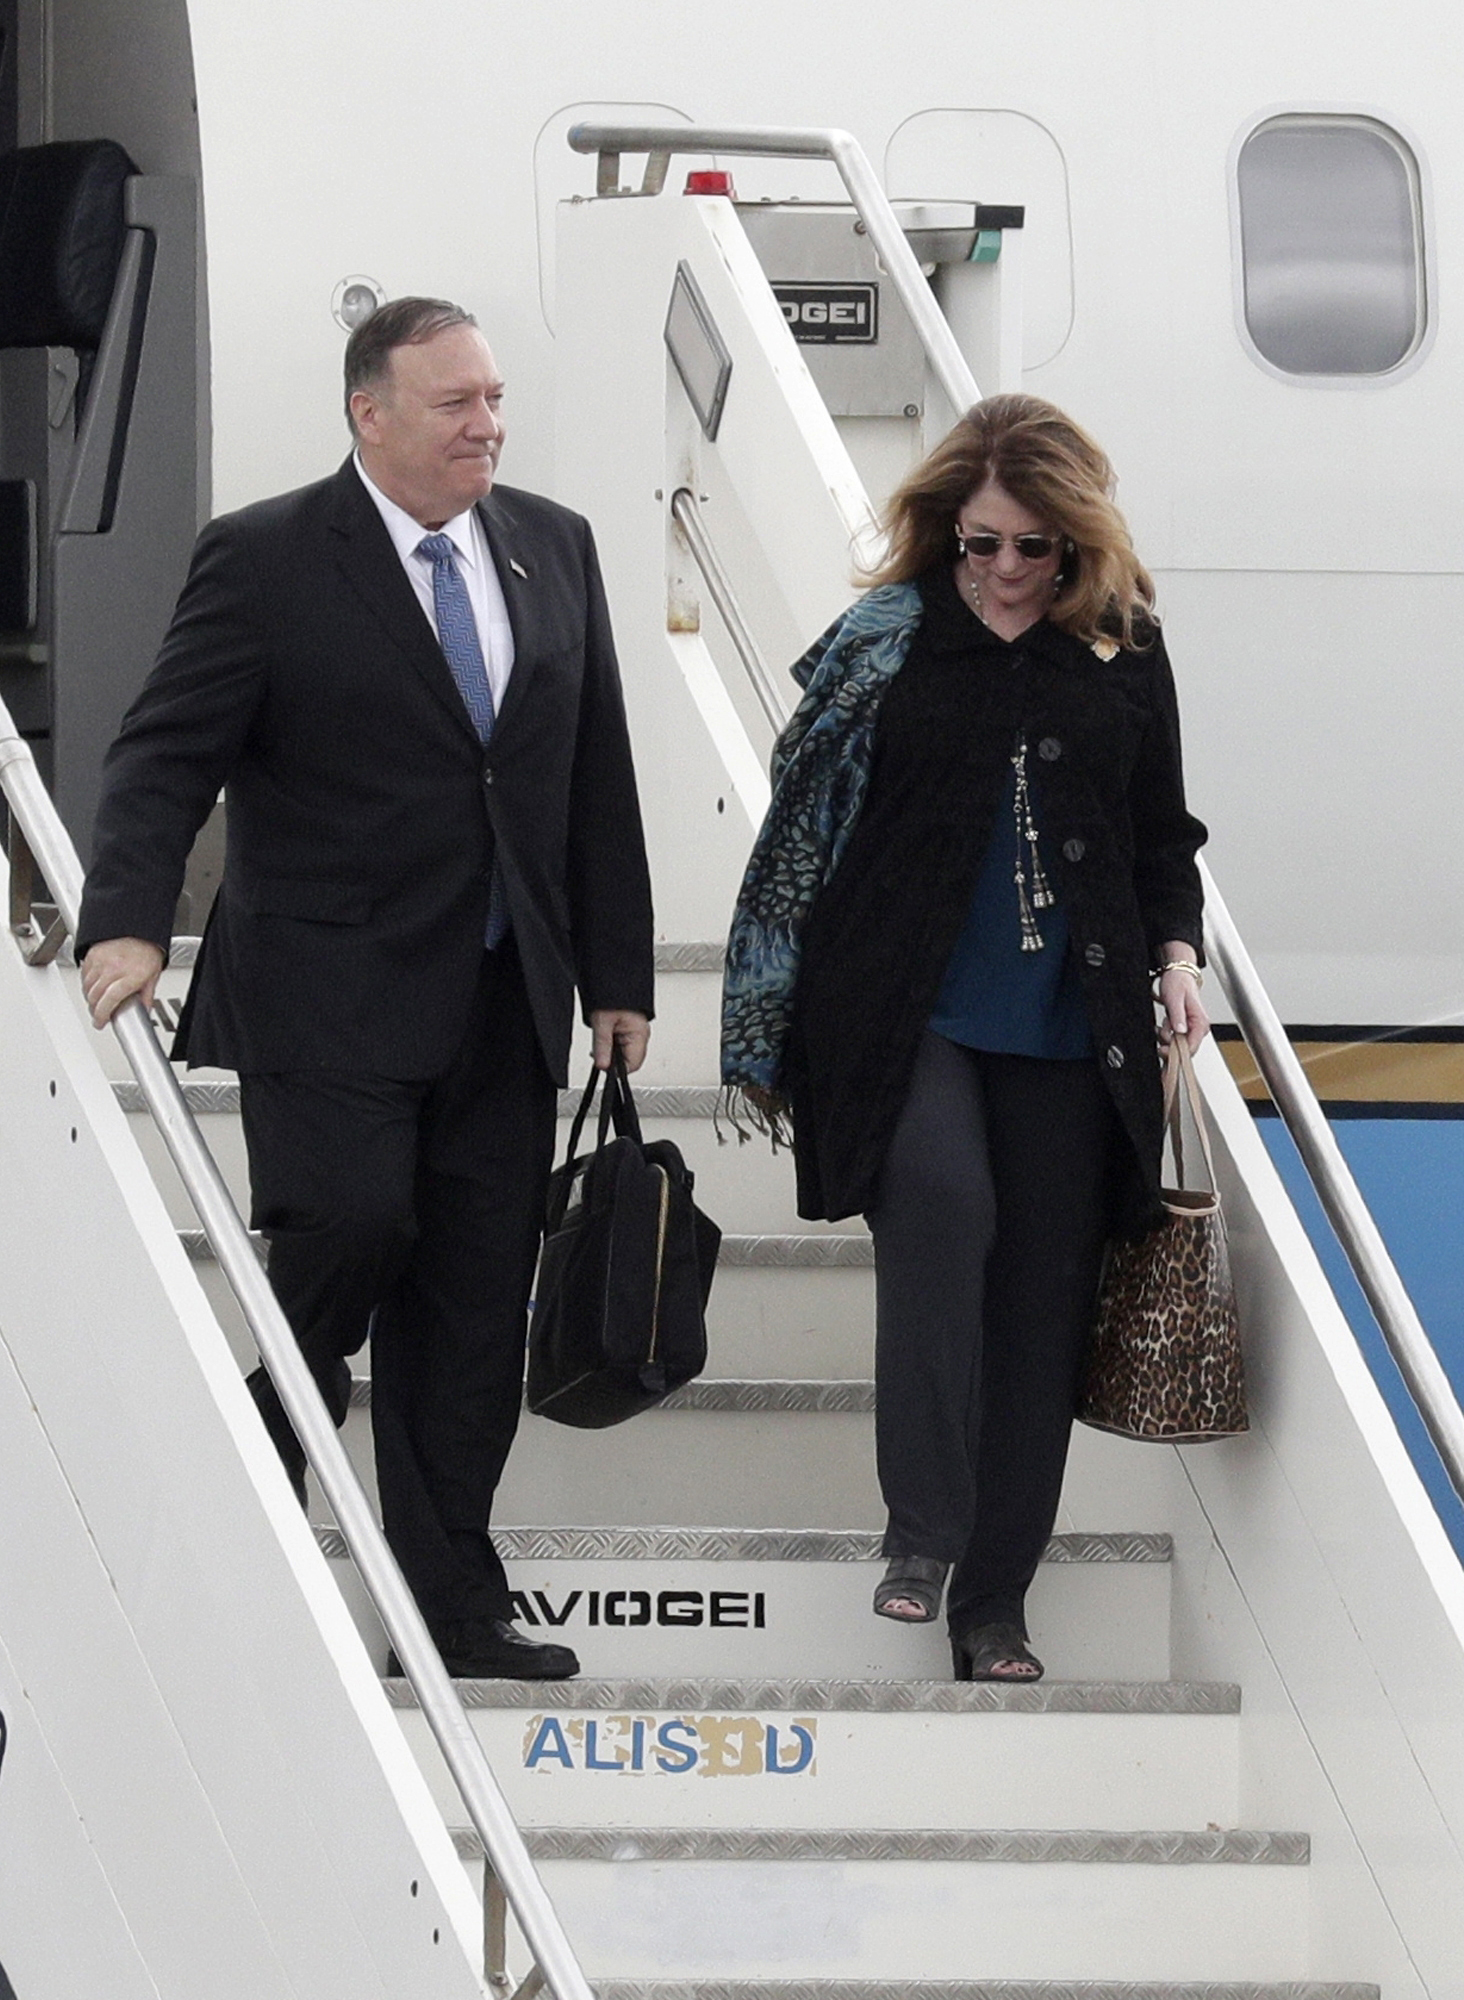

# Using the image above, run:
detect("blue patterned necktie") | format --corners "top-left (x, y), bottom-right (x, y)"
top-left (418, 531), bottom-right (509, 947)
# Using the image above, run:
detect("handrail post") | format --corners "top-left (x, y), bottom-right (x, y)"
top-left (5, 812), bottom-right (68, 965)
top-left (484, 1865), bottom-right (511, 1994)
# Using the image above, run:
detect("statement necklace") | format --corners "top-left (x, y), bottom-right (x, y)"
top-left (1011, 736), bottom-right (1054, 951)
top-left (959, 569), bottom-right (1056, 952)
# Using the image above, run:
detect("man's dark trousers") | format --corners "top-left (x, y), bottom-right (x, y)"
top-left (239, 940), bottom-right (556, 1632)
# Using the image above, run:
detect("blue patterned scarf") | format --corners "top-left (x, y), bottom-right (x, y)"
top-left (721, 583), bottom-right (923, 1097)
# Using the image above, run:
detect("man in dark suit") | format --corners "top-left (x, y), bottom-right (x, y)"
top-left (77, 297), bottom-right (654, 1679)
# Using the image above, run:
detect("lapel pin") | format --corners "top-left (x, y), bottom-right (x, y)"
top-left (509, 558), bottom-right (528, 579)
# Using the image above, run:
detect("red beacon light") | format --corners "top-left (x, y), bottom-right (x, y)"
top-left (684, 170), bottom-right (737, 198)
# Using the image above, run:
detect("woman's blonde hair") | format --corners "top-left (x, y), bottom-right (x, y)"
top-left (865, 394), bottom-right (1155, 650)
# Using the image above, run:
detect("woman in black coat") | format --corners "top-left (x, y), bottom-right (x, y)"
top-left (722, 395), bottom-right (1209, 1681)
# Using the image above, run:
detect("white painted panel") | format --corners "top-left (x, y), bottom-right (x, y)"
top-left (1161, 565), bottom-right (1464, 1022)
top-left (538, 1854), bottom-right (1307, 1980)
top-left (0, 930), bottom-right (485, 1995)
top-left (476, 1555), bottom-right (1168, 1682)
top-left (399, 1704), bottom-right (1234, 1831)
top-left (885, 106), bottom-right (1074, 369)
top-left (0, 1636), bottom-right (169, 2000)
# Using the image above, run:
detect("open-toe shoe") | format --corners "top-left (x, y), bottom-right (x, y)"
top-left (951, 1619), bottom-right (1044, 1682)
top-left (872, 1554), bottom-right (949, 1623)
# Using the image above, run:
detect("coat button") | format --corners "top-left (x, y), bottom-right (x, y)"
top-left (1063, 837), bottom-right (1085, 862)
top-left (482, 766), bottom-right (494, 786)
top-left (1105, 1044), bottom-right (1125, 1069)
top-left (1038, 736), bottom-right (1062, 761)
top-left (1084, 942), bottom-right (1106, 968)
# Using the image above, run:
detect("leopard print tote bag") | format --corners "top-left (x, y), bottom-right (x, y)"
top-left (1079, 1038), bottom-right (1247, 1442)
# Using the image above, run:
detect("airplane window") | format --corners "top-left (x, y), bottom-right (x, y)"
top-left (1236, 115), bottom-right (1425, 378)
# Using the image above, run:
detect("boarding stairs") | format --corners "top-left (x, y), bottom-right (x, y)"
top-left (94, 938), bottom-right (1346, 1993)
top-left (44, 888), bottom-right (1448, 1998)
top-left (6, 120), bottom-right (1464, 2000)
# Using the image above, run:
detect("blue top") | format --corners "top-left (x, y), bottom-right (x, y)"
top-left (929, 764), bottom-right (1094, 1060)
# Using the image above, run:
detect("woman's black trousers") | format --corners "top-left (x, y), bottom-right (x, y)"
top-left (867, 1029), bottom-right (1117, 1638)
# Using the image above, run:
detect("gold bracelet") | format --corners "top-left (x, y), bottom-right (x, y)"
top-left (1155, 959), bottom-right (1203, 987)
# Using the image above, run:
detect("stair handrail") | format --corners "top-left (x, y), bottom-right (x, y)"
top-left (568, 120), bottom-right (981, 418)
top-left (1200, 861), bottom-right (1464, 1499)
top-left (0, 701), bottom-right (596, 2000)
top-left (670, 487), bottom-right (790, 731)
top-left (572, 120), bottom-right (1464, 1515)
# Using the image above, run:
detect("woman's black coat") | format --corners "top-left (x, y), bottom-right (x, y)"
top-left (782, 570), bottom-right (1207, 1234)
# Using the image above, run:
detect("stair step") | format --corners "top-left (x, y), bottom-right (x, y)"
top-left (344, 1375), bottom-right (878, 1413)
top-left (385, 1676), bottom-right (1232, 1715)
top-left (324, 1527), bottom-right (1173, 1681)
top-left (446, 1827), bottom-right (1310, 1982)
top-left (653, 943), bottom-right (726, 972)
top-left (178, 1229), bottom-right (875, 1269)
top-left (119, 1078), bottom-right (729, 1120)
top-left (569, 1985), bottom-right (1379, 2000)
top-left (424, 1528), bottom-right (1171, 1562)
top-left (459, 1826), bottom-right (1302, 1863)
top-left (182, 1248), bottom-right (878, 1383)
top-left (721, 1235), bottom-right (873, 1267)
top-left (388, 1678), bottom-right (1239, 1833)
top-left (75, 937), bottom-right (724, 976)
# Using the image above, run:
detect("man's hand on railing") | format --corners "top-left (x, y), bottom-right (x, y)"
top-left (81, 937), bottom-right (165, 1028)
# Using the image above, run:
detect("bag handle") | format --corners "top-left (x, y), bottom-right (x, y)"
top-left (548, 1056), bottom-right (644, 1224)
top-left (1161, 1037), bottom-right (1219, 1194)
top-left (607, 1044), bottom-right (644, 1142)
top-left (563, 1061), bottom-right (604, 1165)
top-left (554, 1047), bottom-right (646, 1183)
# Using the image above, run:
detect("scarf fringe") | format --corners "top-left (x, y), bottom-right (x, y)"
top-left (714, 1083), bottom-right (794, 1153)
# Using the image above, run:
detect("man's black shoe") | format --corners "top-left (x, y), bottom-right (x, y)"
top-left (385, 1619), bottom-right (580, 1681)
top-left (246, 1365), bottom-right (308, 1507)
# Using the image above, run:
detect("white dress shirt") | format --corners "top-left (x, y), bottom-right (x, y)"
top-left (354, 453), bottom-right (516, 710)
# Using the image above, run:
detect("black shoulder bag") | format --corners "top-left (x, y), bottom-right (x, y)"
top-left (527, 1051), bottom-right (720, 1427)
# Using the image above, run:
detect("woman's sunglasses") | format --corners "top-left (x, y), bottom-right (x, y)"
top-left (956, 531), bottom-right (1062, 561)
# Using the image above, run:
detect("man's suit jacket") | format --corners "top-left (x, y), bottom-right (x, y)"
top-left (78, 459), bottom-right (654, 1084)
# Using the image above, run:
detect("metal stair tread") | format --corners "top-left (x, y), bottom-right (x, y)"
top-left (74, 936), bottom-right (724, 973)
top-left (339, 1373), bottom-right (880, 1413)
top-left (123, 1078), bottom-right (729, 1119)
top-left (384, 1676), bottom-right (1239, 1715)
top-left (446, 1825), bottom-right (1304, 1864)
top-left (318, 1524), bottom-right (1170, 1564)
top-left (179, 1228), bottom-right (874, 1268)
top-left (573, 1984), bottom-right (1379, 1999)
